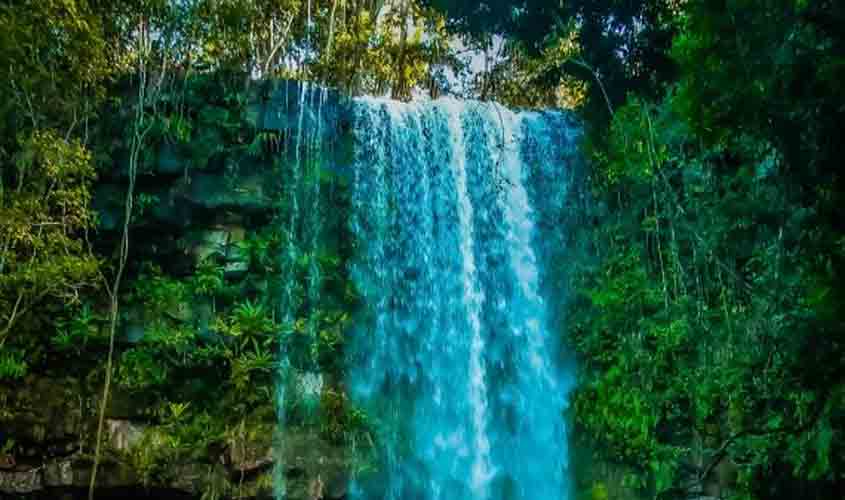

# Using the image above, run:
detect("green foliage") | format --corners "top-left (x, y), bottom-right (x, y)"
top-left (309, 2), bottom-right (458, 99)
top-left (590, 482), bottom-right (608, 500)
top-left (237, 233), bottom-right (279, 274)
top-left (128, 405), bottom-right (227, 486)
top-left (571, 2), bottom-right (845, 493)
top-left (52, 303), bottom-right (108, 354)
top-left (185, 0), bottom-right (303, 74)
top-left (112, 262), bottom-right (278, 400)
top-left (153, 114), bottom-right (194, 144)
top-left (473, 29), bottom-right (586, 108)
top-left (129, 264), bottom-right (190, 319)
top-left (0, 349), bottom-right (28, 380)
top-left (320, 387), bottom-right (371, 446)
top-left (0, 5), bottom-right (126, 360)
top-left (118, 348), bottom-right (171, 391)
top-left (426, 0), bottom-right (680, 119)
top-left (0, 130), bottom-right (101, 351)
top-left (193, 259), bottom-right (225, 296)
top-left (0, 0), bottom-right (113, 137)
top-left (133, 193), bottom-right (161, 221)
top-left (1, 438), bottom-right (15, 455)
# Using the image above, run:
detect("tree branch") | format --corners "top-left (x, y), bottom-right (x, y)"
top-left (570, 57), bottom-right (613, 118)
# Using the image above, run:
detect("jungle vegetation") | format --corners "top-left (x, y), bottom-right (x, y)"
top-left (0, 1), bottom-right (843, 499)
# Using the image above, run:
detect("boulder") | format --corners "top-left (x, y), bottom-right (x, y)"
top-left (186, 224), bottom-right (246, 264)
top-left (0, 468), bottom-right (41, 494)
top-left (106, 420), bottom-right (146, 452)
top-left (168, 463), bottom-right (229, 495)
top-left (0, 376), bottom-right (83, 445)
top-left (282, 430), bottom-right (349, 500)
top-left (183, 172), bottom-right (274, 213)
top-left (148, 187), bottom-right (194, 229)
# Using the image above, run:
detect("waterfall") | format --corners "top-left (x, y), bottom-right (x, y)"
top-left (348, 96), bottom-right (580, 500)
top-left (273, 80), bottom-right (333, 499)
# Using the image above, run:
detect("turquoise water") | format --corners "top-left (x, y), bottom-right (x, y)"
top-left (347, 97), bottom-right (580, 500)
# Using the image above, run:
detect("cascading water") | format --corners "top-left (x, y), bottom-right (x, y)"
top-left (272, 80), bottom-right (335, 498)
top-left (347, 97), bottom-right (581, 500)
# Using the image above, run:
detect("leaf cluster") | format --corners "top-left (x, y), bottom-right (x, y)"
top-left (571, 4), bottom-right (845, 493)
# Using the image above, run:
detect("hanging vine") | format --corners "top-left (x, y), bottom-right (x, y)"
top-left (88, 15), bottom-right (170, 499)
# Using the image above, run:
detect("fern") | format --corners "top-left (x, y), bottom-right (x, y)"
top-left (0, 350), bottom-right (27, 380)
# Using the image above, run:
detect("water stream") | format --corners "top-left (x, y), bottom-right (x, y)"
top-left (347, 97), bottom-right (580, 500)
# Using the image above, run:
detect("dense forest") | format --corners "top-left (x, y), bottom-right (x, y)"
top-left (1, 1), bottom-right (843, 499)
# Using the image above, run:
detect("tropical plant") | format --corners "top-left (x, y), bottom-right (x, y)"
top-left (0, 131), bottom-right (100, 350)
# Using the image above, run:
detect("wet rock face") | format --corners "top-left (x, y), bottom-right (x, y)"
top-left (0, 455), bottom-right (139, 495)
top-left (279, 430), bottom-right (349, 500)
top-left (0, 377), bottom-right (139, 495)
top-left (91, 79), bottom-right (353, 281)
top-left (0, 376), bottom-right (84, 446)
top-left (106, 420), bottom-right (146, 452)
top-left (247, 80), bottom-right (348, 145)
top-left (0, 468), bottom-right (41, 495)
top-left (0, 375), bottom-right (350, 499)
